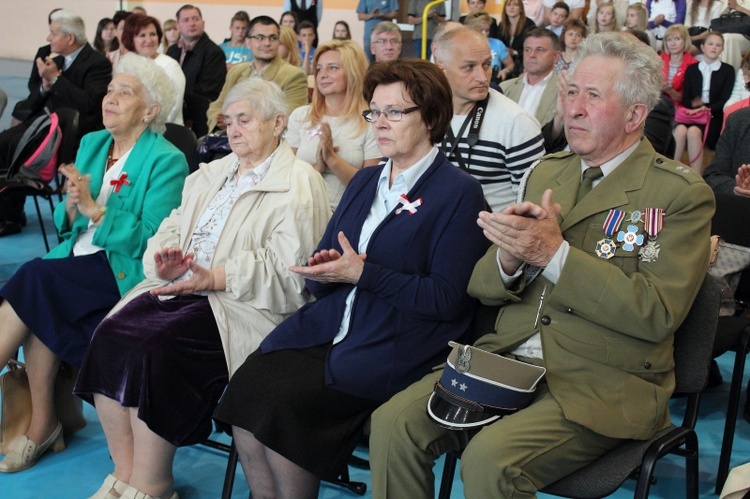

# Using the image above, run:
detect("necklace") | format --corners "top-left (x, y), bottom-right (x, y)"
top-left (106, 142), bottom-right (119, 170)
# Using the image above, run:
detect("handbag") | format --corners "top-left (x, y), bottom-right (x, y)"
top-left (710, 10), bottom-right (750, 36)
top-left (674, 106), bottom-right (712, 163)
top-left (195, 132), bottom-right (231, 165)
top-left (0, 360), bottom-right (86, 453)
top-left (708, 237), bottom-right (750, 316)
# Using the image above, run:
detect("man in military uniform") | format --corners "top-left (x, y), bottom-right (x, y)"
top-left (369, 32), bottom-right (715, 498)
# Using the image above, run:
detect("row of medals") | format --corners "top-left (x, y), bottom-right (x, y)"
top-left (594, 208), bottom-right (662, 263)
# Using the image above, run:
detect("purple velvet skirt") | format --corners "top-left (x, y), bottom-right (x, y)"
top-left (214, 345), bottom-right (380, 480)
top-left (74, 293), bottom-right (229, 446)
top-left (0, 251), bottom-right (120, 366)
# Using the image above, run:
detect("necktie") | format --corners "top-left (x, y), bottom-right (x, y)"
top-left (576, 166), bottom-right (603, 204)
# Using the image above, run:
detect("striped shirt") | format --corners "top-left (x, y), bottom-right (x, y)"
top-left (441, 88), bottom-right (545, 211)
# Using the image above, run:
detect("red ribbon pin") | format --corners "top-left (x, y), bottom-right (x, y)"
top-left (110, 172), bottom-right (130, 193)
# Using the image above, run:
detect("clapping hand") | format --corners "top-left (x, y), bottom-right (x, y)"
top-left (735, 164), bottom-right (750, 197)
top-left (290, 231), bottom-right (366, 284)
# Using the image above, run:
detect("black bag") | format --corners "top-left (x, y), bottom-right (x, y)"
top-left (195, 132), bottom-right (231, 165)
top-left (710, 10), bottom-right (750, 36)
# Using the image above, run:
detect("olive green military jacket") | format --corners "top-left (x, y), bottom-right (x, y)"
top-left (467, 139), bottom-right (715, 440)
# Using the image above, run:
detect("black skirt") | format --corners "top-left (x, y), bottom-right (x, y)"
top-left (214, 345), bottom-right (380, 480)
top-left (0, 251), bottom-right (120, 366)
top-left (75, 293), bottom-right (229, 446)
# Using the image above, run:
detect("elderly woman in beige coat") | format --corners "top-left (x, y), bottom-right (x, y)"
top-left (74, 78), bottom-right (330, 499)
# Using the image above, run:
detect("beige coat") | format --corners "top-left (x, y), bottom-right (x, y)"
top-left (108, 141), bottom-right (331, 376)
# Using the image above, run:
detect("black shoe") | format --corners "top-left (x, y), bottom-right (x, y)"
top-left (0, 222), bottom-right (21, 237)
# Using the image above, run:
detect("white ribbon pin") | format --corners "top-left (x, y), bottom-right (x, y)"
top-left (395, 194), bottom-right (422, 215)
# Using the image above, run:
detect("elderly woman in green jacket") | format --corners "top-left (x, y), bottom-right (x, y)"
top-left (0, 53), bottom-right (187, 473)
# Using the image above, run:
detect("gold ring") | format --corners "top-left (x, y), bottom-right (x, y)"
top-left (77, 176), bottom-right (82, 181)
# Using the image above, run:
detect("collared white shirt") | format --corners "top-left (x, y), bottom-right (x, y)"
top-left (63, 45), bottom-right (84, 71)
top-left (332, 146), bottom-right (439, 344)
top-left (517, 71), bottom-right (554, 118)
top-left (503, 140), bottom-right (640, 360)
top-left (699, 59), bottom-right (722, 104)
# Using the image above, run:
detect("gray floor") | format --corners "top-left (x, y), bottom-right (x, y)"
top-left (0, 57), bottom-right (748, 498)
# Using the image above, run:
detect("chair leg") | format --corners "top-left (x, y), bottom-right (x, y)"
top-left (684, 430), bottom-right (700, 499)
top-left (438, 451), bottom-right (459, 499)
top-left (221, 439), bottom-right (238, 499)
top-left (716, 329), bottom-right (750, 494)
top-left (31, 195), bottom-right (49, 252)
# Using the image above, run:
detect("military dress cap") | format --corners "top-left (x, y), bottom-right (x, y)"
top-left (427, 342), bottom-right (546, 430)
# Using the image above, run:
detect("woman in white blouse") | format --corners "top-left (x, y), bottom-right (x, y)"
top-left (286, 39), bottom-right (380, 210)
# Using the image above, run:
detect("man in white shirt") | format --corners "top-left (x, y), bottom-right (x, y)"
top-left (501, 28), bottom-right (561, 127)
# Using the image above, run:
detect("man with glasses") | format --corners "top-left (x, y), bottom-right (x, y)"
top-left (433, 27), bottom-right (544, 211)
top-left (501, 28), bottom-right (561, 127)
top-left (167, 4), bottom-right (226, 137)
top-left (207, 16), bottom-right (308, 134)
top-left (358, 0), bottom-right (400, 61)
top-left (369, 21), bottom-right (403, 63)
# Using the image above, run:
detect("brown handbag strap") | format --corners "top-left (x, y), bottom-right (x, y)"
top-left (7, 359), bottom-right (25, 371)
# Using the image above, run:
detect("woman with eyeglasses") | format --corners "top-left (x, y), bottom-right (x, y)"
top-left (215, 58), bottom-right (490, 499)
top-left (286, 39), bottom-right (380, 211)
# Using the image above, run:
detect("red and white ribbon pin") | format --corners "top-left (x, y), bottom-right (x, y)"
top-left (395, 194), bottom-right (422, 215)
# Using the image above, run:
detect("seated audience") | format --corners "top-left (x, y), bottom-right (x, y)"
top-left (214, 59), bottom-right (489, 498)
top-left (661, 24), bottom-right (698, 106)
top-left (357, 0), bottom-right (399, 60)
top-left (0, 55), bottom-right (187, 473)
top-left (286, 40), bottom-right (380, 211)
top-left (108, 10), bottom-right (132, 66)
top-left (161, 19), bottom-right (179, 53)
top-left (685, 0), bottom-right (724, 54)
top-left (704, 107), bottom-right (750, 195)
top-left (673, 31), bottom-right (733, 173)
top-left (546, 1), bottom-right (569, 35)
top-left (280, 10), bottom-right (299, 34)
top-left (333, 20), bottom-right (352, 40)
top-left (647, 0), bottom-right (687, 51)
top-left (593, 2), bottom-right (619, 33)
top-left (501, 28), bottom-right (560, 127)
top-left (120, 14), bottom-right (186, 125)
top-left (465, 12), bottom-right (515, 82)
top-left (498, 0), bottom-right (537, 77)
top-left (0, 9), bottom-right (111, 238)
top-left (94, 18), bottom-right (119, 56)
top-left (555, 18), bottom-right (586, 73)
top-left (75, 78), bottom-right (330, 499)
top-left (724, 51), bottom-right (750, 121)
top-left (459, 0), bottom-right (499, 36)
top-left (299, 20), bottom-right (317, 75)
top-left (219, 11), bottom-right (253, 71)
top-left (544, 0), bottom-right (584, 21)
top-left (207, 16), bottom-right (308, 134)
top-left (279, 25), bottom-right (302, 66)
top-left (369, 32), bottom-right (714, 499)
top-left (370, 21), bottom-right (403, 62)
top-left (624, 3), bottom-right (657, 49)
top-left (587, 0), bottom-right (629, 30)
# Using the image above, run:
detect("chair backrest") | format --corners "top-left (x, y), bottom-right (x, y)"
top-left (54, 108), bottom-right (80, 165)
top-left (164, 123), bottom-right (199, 173)
top-left (712, 194), bottom-right (750, 247)
top-left (673, 274), bottom-right (721, 395)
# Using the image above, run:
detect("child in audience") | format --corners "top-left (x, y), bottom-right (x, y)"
top-left (594, 2), bottom-right (618, 33)
top-left (299, 20), bottom-right (317, 75)
top-left (545, 2), bottom-right (569, 35)
top-left (333, 20), bottom-right (352, 40)
top-left (623, 3), bottom-right (657, 49)
top-left (219, 11), bottom-right (252, 71)
top-left (555, 18), bottom-right (586, 72)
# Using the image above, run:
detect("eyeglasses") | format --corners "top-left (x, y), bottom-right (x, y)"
top-left (372, 38), bottom-right (402, 46)
top-left (362, 107), bottom-right (420, 123)
top-left (249, 34), bottom-right (279, 42)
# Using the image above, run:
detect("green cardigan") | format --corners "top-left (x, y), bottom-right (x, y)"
top-left (48, 129), bottom-right (188, 296)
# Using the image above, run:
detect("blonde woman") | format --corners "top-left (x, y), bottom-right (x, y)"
top-left (623, 4), bottom-right (657, 49)
top-left (286, 40), bottom-right (380, 210)
top-left (279, 25), bottom-right (301, 67)
top-left (160, 19), bottom-right (179, 53)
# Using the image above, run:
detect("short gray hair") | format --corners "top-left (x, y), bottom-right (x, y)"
top-left (433, 27), bottom-right (487, 65)
top-left (113, 54), bottom-right (174, 134)
top-left (222, 79), bottom-right (290, 123)
top-left (573, 32), bottom-right (663, 112)
top-left (370, 21), bottom-right (401, 43)
top-left (50, 9), bottom-right (87, 45)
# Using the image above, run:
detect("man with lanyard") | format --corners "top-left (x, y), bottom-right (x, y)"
top-left (284, 0), bottom-right (323, 28)
top-left (207, 16), bottom-right (308, 134)
top-left (369, 32), bottom-right (714, 498)
top-left (433, 27), bottom-right (544, 211)
top-left (501, 28), bottom-right (561, 128)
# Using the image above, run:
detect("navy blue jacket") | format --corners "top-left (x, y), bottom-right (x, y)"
top-left (261, 151), bottom-right (490, 402)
